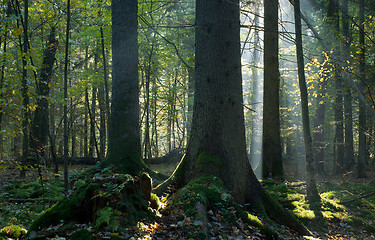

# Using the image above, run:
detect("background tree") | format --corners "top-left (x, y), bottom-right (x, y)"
top-left (262, 0), bottom-right (283, 179)
top-left (293, 0), bottom-right (320, 204)
top-left (358, 0), bottom-right (367, 178)
top-left (29, 27), bottom-right (58, 164)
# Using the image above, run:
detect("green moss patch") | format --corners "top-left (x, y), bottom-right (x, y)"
top-left (195, 152), bottom-right (222, 176)
top-left (0, 225), bottom-right (27, 239)
top-left (263, 180), bottom-right (375, 235)
top-left (171, 175), bottom-right (276, 238)
top-left (27, 171), bottom-right (157, 238)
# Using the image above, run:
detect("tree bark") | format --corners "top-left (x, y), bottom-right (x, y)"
top-left (262, 0), bottom-right (283, 179)
top-left (107, 0), bottom-right (145, 174)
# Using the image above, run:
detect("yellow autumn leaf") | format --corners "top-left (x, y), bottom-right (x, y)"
top-left (12, 28), bottom-right (23, 37)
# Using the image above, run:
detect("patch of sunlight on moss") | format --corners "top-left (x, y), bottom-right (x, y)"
top-left (247, 213), bottom-right (264, 228)
top-left (303, 236), bottom-right (321, 240)
top-left (293, 209), bottom-right (315, 220)
top-left (322, 211), bottom-right (334, 220)
top-left (320, 191), bottom-right (346, 211)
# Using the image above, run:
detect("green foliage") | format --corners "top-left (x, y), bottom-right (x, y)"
top-left (95, 206), bottom-right (120, 232)
top-left (0, 225), bottom-right (27, 239)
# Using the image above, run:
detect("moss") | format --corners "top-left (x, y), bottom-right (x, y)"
top-left (150, 193), bottom-right (161, 210)
top-left (172, 175), bottom-right (278, 238)
top-left (70, 229), bottom-right (95, 240)
top-left (28, 182), bottom-right (100, 232)
top-left (0, 225), bottom-right (27, 239)
top-left (195, 152), bottom-right (221, 176)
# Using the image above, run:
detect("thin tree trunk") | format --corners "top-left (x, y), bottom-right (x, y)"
top-left (358, 0), bottom-right (367, 178)
top-left (0, 28), bottom-right (7, 159)
top-left (249, 3), bottom-right (262, 175)
top-left (100, 27), bottom-right (110, 122)
top-left (20, 0), bottom-right (29, 178)
top-left (63, 0), bottom-right (71, 193)
top-left (294, 0), bottom-right (320, 204)
top-left (98, 60), bottom-right (106, 160)
top-left (312, 64), bottom-right (328, 175)
top-left (342, 0), bottom-right (354, 170)
top-left (83, 48), bottom-right (89, 157)
top-left (89, 86), bottom-right (98, 158)
top-left (151, 76), bottom-right (159, 157)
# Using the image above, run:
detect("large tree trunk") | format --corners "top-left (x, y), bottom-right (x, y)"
top-left (107, 0), bottom-right (145, 174)
top-left (262, 0), bottom-right (283, 179)
top-left (156, 0), bottom-right (309, 235)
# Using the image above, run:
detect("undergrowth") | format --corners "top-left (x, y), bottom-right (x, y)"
top-left (262, 179), bottom-right (375, 235)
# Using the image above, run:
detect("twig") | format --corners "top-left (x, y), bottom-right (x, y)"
top-left (341, 192), bottom-right (375, 204)
top-left (0, 198), bottom-right (57, 203)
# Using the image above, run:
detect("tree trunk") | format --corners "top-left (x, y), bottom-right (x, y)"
top-left (249, 3), bottom-right (262, 177)
top-left (88, 86), bottom-right (98, 158)
top-left (342, 0), bottom-right (354, 170)
top-left (83, 48), bottom-right (89, 157)
top-left (312, 64), bottom-right (328, 175)
top-left (0, 27), bottom-right (7, 159)
top-left (262, 0), bottom-right (283, 179)
top-left (107, 0), bottom-right (145, 175)
top-left (63, 0), bottom-right (71, 193)
top-left (100, 27), bottom-right (110, 123)
top-left (20, 0), bottom-right (30, 178)
top-left (156, 0), bottom-right (310, 235)
top-left (358, 0), bottom-right (367, 178)
top-left (30, 27), bottom-right (58, 162)
top-left (98, 81), bottom-right (106, 160)
top-left (294, 0), bottom-right (320, 204)
top-left (97, 46), bottom-right (107, 160)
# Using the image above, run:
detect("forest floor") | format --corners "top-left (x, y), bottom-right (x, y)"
top-left (0, 158), bottom-right (374, 239)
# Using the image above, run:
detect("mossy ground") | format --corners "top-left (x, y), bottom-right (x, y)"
top-left (1, 159), bottom-right (375, 239)
top-left (262, 179), bottom-right (375, 238)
